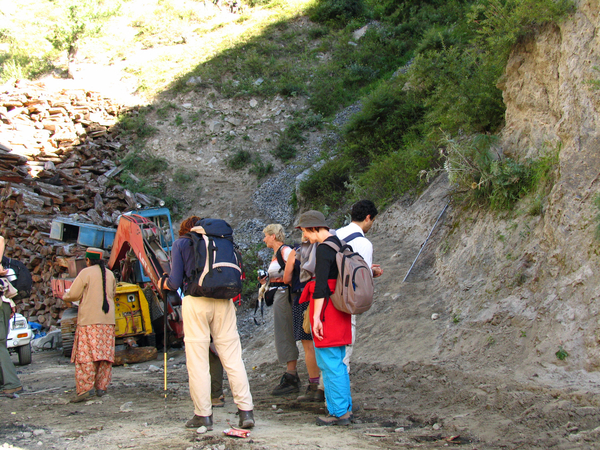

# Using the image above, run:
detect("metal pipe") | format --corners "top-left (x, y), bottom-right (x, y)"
top-left (403, 201), bottom-right (450, 282)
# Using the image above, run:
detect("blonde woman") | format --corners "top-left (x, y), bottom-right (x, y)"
top-left (261, 223), bottom-right (301, 395)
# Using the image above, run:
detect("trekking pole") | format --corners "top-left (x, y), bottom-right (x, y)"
top-left (160, 275), bottom-right (169, 405)
top-left (403, 201), bottom-right (450, 282)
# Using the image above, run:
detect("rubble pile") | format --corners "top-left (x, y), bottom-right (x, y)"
top-left (0, 79), bottom-right (158, 327)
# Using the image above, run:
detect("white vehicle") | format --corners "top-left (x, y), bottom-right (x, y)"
top-left (7, 313), bottom-right (33, 365)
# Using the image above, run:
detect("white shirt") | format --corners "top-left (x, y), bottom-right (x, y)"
top-left (268, 245), bottom-right (293, 279)
top-left (336, 222), bottom-right (373, 268)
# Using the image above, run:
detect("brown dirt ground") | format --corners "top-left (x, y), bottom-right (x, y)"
top-left (2, 239), bottom-right (600, 450)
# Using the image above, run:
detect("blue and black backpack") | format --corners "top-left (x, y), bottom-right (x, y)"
top-left (185, 218), bottom-right (243, 300)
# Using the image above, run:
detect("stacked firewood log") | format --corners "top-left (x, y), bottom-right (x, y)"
top-left (0, 79), bottom-right (162, 328)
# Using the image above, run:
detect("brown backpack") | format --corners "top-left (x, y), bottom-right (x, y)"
top-left (321, 239), bottom-right (374, 315)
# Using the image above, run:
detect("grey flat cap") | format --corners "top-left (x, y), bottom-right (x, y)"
top-left (296, 210), bottom-right (329, 228)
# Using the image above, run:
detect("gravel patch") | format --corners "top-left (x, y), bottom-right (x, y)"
top-left (251, 101), bottom-right (363, 228)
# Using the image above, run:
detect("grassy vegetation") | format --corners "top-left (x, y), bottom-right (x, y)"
top-left (2, 0), bottom-right (574, 215)
top-left (226, 149), bottom-right (273, 179)
top-left (434, 133), bottom-right (560, 211)
top-left (240, 243), bottom-right (263, 301)
top-left (296, 0), bottom-right (572, 210)
top-left (117, 106), bottom-right (158, 140)
top-left (172, 167), bottom-right (199, 184)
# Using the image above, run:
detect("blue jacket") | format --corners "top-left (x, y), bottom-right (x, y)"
top-left (165, 237), bottom-right (195, 291)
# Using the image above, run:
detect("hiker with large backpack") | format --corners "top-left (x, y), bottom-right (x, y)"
top-left (177, 218), bottom-right (228, 409)
top-left (161, 216), bottom-right (255, 431)
top-left (296, 211), bottom-right (354, 427)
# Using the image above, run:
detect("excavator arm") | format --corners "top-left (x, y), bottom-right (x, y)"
top-left (107, 214), bottom-right (170, 293)
top-left (107, 214), bottom-right (184, 342)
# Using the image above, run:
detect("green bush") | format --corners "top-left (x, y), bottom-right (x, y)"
top-left (300, 78), bottom-right (429, 206)
top-left (172, 167), bottom-right (198, 184)
top-left (410, 45), bottom-right (505, 134)
top-left (594, 195), bottom-right (600, 240)
top-left (240, 244), bottom-right (262, 301)
top-left (226, 149), bottom-right (254, 170)
top-left (46, 0), bottom-right (121, 62)
top-left (121, 149), bottom-right (167, 175)
top-left (255, 0), bottom-right (572, 211)
top-left (272, 140), bottom-right (297, 161)
top-left (468, 0), bottom-right (575, 59)
top-left (309, 0), bottom-right (366, 26)
top-left (250, 159), bottom-right (274, 179)
top-left (0, 51), bottom-right (54, 82)
top-left (437, 134), bottom-right (559, 210)
top-left (117, 108), bottom-right (158, 139)
top-left (347, 142), bottom-right (435, 206)
top-left (344, 80), bottom-right (425, 160)
top-left (271, 113), bottom-right (324, 162)
top-left (298, 157), bottom-right (357, 206)
top-left (308, 26), bottom-right (329, 39)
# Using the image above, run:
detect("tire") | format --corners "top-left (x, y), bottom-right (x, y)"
top-left (62, 331), bottom-right (75, 358)
top-left (144, 286), bottom-right (164, 322)
top-left (17, 344), bottom-right (32, 365)
top-left (61, 307), bottom-right (78, 358)
top-left (140, 333), bottom-right (156, 348)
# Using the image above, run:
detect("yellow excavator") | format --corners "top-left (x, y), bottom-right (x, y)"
top-left (52, 208), bottom-right (184, 357)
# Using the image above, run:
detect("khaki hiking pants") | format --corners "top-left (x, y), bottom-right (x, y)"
top-left (182, 295), bottom-right (253, 416)
top-left (273, 287), bottom-right (298, 365)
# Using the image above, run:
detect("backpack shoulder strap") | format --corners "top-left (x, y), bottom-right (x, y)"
top-left (275, 245), bottom-right (290, 272)
top-left (321, 238), bottom-right (354, 254)
top-left (343, 232), bottom-right (363, 243)
top-left (320, 239), bottom-right (341, 253)
top-left (185, 232), bottom-right (206, 272)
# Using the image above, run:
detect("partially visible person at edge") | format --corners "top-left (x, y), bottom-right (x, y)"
top-left (0, 235), bottom-right (23, 398)
top-left (161, 216), bottom-right (254, 430)
top-left (63, 247), bottom-right (117, 403)
top-left (333, 199), bottom-right (383, 383)
top-left (259, 224), bottom-right (320, 399)
top-left (297, 211), bottom-right (353, 426)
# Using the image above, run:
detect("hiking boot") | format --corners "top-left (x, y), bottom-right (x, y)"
top-left (316, 388), bottom-right (325, 402)
top-left (4, 386), bottom-right (23, 398)
top-left (271, 372), bottom-right (300, 396)
top-left (297, 383), bottom-right (324, 402)
top-left (315, 411), bottom-right (352, 427)
top-left (238, 409), bottom-right (255, 429)
top-left (185, 414), bottom-right (213, 430)
top-left (211, 395), bottom-right (225, 407)
top-left (70, 390), bottom-right (92, 403)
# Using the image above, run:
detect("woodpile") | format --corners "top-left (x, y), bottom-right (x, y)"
top-left (0, 79), bottom-right (161, 328)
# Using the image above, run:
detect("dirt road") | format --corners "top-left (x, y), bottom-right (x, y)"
top-left (2, 301), bottom-right (600, 450)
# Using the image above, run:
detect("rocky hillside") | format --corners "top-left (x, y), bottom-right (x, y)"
top-left (389, 0), bottom-right (600, 379)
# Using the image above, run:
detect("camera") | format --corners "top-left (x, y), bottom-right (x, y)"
top-left (257, 269), bottom-right (268, 280)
